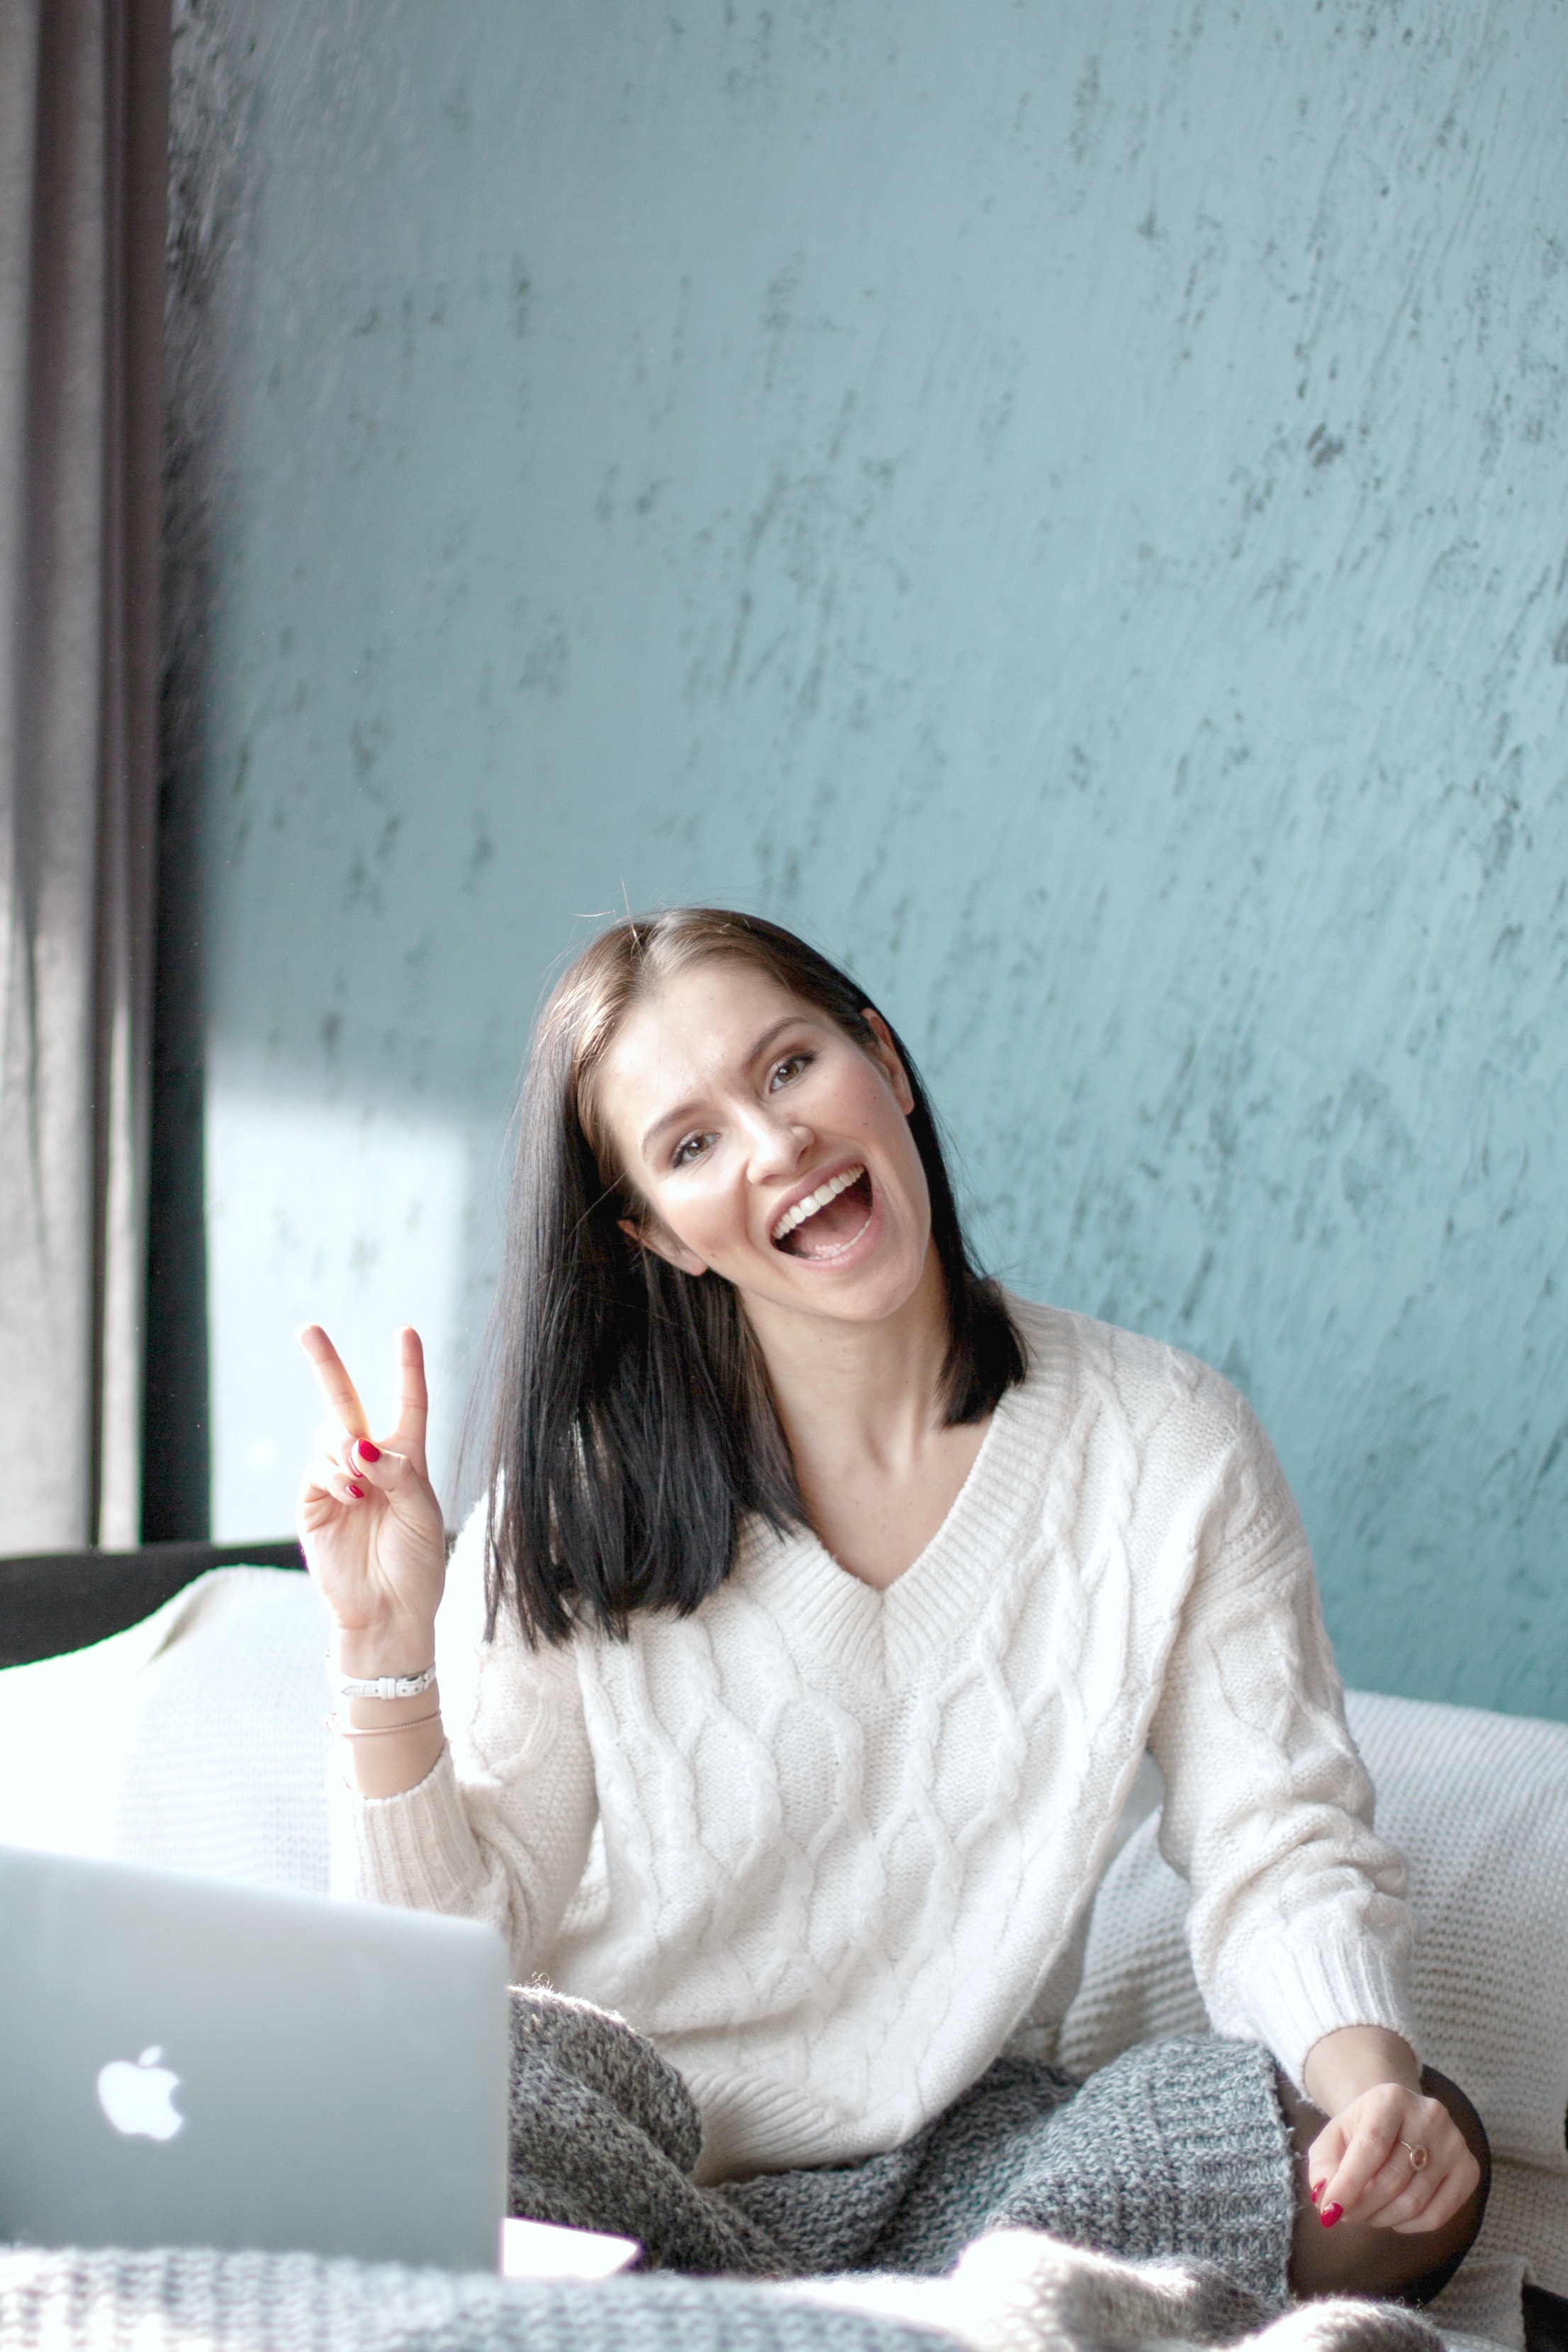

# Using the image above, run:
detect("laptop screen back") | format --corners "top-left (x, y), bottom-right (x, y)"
top-left (0, 1844), bottom-right (508, 2270)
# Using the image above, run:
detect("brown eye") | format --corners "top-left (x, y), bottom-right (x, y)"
top-left (768, 1052), bottom-right (812, 1091)
top-left (672, 1132), bottom-right (713, 1169)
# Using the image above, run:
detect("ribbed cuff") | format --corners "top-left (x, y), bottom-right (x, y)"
top-left (1237, 1929), bottom-right (1419, 2092)
top-left (329, 1743), bottom-right (486, 1913)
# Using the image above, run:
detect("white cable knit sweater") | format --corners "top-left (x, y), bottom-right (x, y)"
top-left (339, 1299), bottom-right (1416, 2182)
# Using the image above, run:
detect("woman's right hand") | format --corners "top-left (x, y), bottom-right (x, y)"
top-left (296, 1323), bottom-right (448, 1671)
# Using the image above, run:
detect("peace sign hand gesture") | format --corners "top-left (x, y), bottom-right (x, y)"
top-left (296, 1323), bottom-right (448, 1675)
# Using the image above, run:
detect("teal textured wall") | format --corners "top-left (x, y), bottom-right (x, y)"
top-left (172, 0), bottom-right (1568, 1717)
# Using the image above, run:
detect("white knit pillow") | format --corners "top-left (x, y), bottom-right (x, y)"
top-left (1059, 1689), bottom-right (1568, 2331)
top-left (0, 1567), bottom-right (329, 1890)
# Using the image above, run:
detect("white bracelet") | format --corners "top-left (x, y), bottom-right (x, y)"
top-left (331, 1661), bottom-right (437, 1701)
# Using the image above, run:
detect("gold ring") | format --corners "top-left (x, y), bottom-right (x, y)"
top-left (1403, 2141), bottom-right (1429, 2171)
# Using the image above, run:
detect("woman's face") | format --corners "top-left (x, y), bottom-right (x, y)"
top-left (594, 958), bottom-right (934, 1330)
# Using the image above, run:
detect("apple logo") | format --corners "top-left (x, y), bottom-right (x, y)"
top-left (96, 2046), bottom-right (185, 2142)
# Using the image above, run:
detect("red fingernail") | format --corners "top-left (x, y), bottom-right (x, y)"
top-left (1309, 2180), bottom-right (1323, 2205)
top-left (357, 1440), bottom-right (381, 1463)
top-left (347, 1482), bottom-right (365, 1499)
top-left (1320, 2204), bottom-right (1343, 2229)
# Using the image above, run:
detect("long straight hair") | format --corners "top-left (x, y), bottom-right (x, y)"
top-left (476, 908), bottom-right (1026, 1642)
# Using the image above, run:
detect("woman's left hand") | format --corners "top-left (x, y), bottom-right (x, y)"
top-left (1302, 2028), bottom-right (1480, 2232)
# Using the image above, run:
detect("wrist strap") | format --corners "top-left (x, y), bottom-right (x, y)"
top-left (332, 1660), bottom-right (437, 1701)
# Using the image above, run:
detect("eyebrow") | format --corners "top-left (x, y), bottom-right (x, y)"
top-left (637, 1014), bottom-right (815, 1162)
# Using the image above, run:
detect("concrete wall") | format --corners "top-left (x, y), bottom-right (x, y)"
top-left (167, 0), bottom-right (1568, 1718)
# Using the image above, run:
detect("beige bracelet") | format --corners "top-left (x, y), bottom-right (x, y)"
top-left (325, 1710), bottom-right (442, 1740)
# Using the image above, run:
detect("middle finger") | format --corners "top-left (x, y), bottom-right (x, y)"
top-left (299, 1324), bottom-right (370, 1437)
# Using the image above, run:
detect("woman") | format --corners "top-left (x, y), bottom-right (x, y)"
top-left (298, 907), bottom-right (1484, 2307)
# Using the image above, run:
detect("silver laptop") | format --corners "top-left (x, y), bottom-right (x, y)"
top-left (0, 1844), bottom-right (509, 2270)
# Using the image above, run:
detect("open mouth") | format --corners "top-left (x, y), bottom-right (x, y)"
top-left (771, 1165), bottom-right (875, 1259)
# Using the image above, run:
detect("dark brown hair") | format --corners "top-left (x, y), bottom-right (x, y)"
top-left (476, 908), bottom-right (1025, 1642)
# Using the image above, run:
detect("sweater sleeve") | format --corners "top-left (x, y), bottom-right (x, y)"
top-left (1146, 1395), bottom-right (1418, 2090)
top-left (330, 1503), bottom-right (598, 1978)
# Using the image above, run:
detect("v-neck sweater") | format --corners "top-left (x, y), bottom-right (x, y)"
top-left (338, 1298), bottom-right (1416, 2183)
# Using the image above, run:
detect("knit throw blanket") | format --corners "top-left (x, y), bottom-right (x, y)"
top-left (0, 1995), bottom-right (1447, 2352)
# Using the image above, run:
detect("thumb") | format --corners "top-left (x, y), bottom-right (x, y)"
top-left (344, 1435), bottom-right (433, 1516)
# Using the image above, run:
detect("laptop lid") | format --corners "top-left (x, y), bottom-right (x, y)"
top-left (0, 1844), bottom-right (508, 2270)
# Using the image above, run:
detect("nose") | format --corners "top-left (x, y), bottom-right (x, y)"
top-left (739, 1097), bottom-right (811, 1185)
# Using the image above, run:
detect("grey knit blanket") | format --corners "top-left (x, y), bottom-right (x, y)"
top-left (0, 1994), bottom-right (1443, 2352)
top-left (505, 1991), bottom-right (1292, 2295)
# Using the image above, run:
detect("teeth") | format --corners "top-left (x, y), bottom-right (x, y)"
top-left (772, 1165), bottom-right (865, 1243)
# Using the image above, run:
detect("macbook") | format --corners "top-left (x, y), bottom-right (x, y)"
top-left (0, 1844), bottom-right (509, 2269)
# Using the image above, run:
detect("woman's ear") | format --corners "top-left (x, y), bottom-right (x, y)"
top-left (617, 1213), bottom-right (709, 1278)
top-left (862, 1009), bottom-right (916, 1116)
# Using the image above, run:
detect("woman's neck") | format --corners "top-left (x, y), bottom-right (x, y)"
top-left (741, 1247), bottom-right (990, 1587)
top-left (744, 1244), bottom-right (949, 1462)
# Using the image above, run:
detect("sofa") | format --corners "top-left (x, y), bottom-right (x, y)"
top-left (1, 1557), bottom-right (1565, 2352)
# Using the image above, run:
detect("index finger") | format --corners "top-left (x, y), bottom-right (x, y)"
top-left (298, 1323), bottom-right (370, 1439)
top-left (1321, 2110), bottom-right (1402, 2222)
top-left (393, 1326), bottom-right (429, 1458)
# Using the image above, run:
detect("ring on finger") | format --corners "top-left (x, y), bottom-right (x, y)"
top-left (1401, 2141), bottom-right (1429, 2171)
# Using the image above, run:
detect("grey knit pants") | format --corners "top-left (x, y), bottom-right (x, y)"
top-left (505, 1992), bottom-right (1297, 2310)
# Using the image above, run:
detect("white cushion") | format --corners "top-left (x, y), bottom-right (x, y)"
top-left (1059, 1689), bottom-right (1568, 2343)
top-left (0, 1567), bottom-right (329, 1891)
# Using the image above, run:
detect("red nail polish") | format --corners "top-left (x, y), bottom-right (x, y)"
top-left (1320, 2203), bottom-right (1343, 2229)
top-left (1309, 2181), bottom-right (1323, 2205)
top-left (347, 1482), bottom-right (365, 1499)
top-left (357, 1440), bottom-right (381, 1463)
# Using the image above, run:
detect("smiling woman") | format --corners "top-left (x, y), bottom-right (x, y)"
top-left (556, 919), bottom-right (1026, 1605)
top-left (294, 908), bottom-right (1487, 2313)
